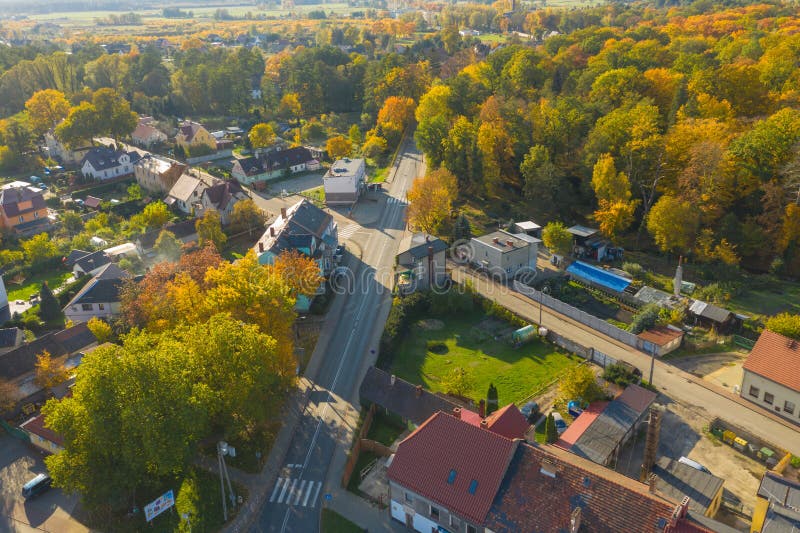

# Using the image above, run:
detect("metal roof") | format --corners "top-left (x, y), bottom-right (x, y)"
top-left (653, 457), bottom-right (724, 514)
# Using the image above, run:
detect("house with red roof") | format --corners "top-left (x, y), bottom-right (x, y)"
top-left (741, 329), bottom-right (800, 423)
top-left (20, 412), bottom-right (64, 454)
top-left (387, 410), bottom-right (721, 533)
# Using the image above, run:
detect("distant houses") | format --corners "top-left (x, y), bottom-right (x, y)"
top-left (175, 120), bottom-right (217, 153)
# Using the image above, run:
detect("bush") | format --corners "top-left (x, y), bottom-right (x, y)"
top-left (426, 340), bottom-right (448, 354)
top-left (603, 363), bottom-right (641, 387)
top-left (622, 262), bottom-right (644, 279)
top-left (629, 304), bottom-right (661, 334)
top-left (791, 455), bottom-right (800, 469)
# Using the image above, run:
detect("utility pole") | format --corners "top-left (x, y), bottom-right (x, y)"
top-left (648, 343), bottom-right (656, 386)
top-left (539, 284), bottom-right (550, 326)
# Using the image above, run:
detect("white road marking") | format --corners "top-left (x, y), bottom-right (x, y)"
top-left (269, 478), bottom-right (286, 503)
top-left (294, 480), bottom-right (307, 505)
top-left (269, 478), bottom-right (322, 507)
top-left (310, 482), bottom-right (322, 508)
top-left (302, 481), bottom-right (315, 507)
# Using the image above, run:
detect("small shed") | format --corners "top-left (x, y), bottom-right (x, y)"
top-left (637, 326), bottom-right (685, 357)
top-left (511, 221), bottom-right (541, 238)
top-left (83, 196), bottom-right (102, 209)
top-left (689, 300), bottom-right (740, 333)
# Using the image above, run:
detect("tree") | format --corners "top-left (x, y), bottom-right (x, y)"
top-left (230, 199), bottom-right (267, 236)
top-left (377, 96), bottom-right (415, 146)
top-left (558, 364), bottom-right (602, 404)
top-left (326, 135), bottom-right (353, 161)
top-left (92, 88), bottom-right (137, 141)
top-left (406, 168), bottom-right (458, 234)
top-left (126, 183), bottom-right (142, 200)
top-left (280, 92), bottom-right (302, 126)
top-left (34, 350), bottom-right (70, 390)
top-left (86, 317), bottom-right (112, 344)
top-left (21, 233), bottom-right (59, 267)
top-left (441, 367), bottom-right (472, 397)
top-left (55, 102), bottom-right (99, 148)
top-left (544, 413), bottom-right (558, 444)
top-left (629, 304), bottom-right (661, 334)
top-left (453, 213), bottom-right (472, 242)
top-left (60, 211), bottom-right (84, 236)
top-left (765, 313), bottom-right (800, 340)
top-left (348, 124), bottom-right (362, 147)
top-left (273, 250), bottom-right (323, 297)
top-left (521, 145), bottom-right (561, 211)
top-left (154, 230), bottom-right (182, 262)
top-left (25, 89), bottom-right (71, 136)
top-left (131, 200), bottom-right (170, 230)
top-left (486, 383), bottom-right (498, 415)
top-left (38, 282), bottom-right (61, 321)
top-left (196, 211), bottom-right (227, 251)
top-left (647, 195), bottom-right (700, 254)
top-left (249, 123), bottom-right (275, 149)
top-left (542, 222), bottom-right (572, 257)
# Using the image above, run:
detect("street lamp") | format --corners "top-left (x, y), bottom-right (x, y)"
top-left (539, 284), bottom-right (550, 327)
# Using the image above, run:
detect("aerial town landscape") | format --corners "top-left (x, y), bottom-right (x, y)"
top-left (1, 0), bottom-right (800, 531)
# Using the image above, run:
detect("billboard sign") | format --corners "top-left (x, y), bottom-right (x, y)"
top-left (144, 489), bottom-right (175, 522)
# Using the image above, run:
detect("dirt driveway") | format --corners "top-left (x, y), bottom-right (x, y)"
top-left (672, 353), bottom-right (747, 393)
top-left (0, 434), bottom-right (89, 532)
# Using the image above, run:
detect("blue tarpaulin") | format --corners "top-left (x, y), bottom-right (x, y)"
top-left (566, 261), bottom-right (631, 293)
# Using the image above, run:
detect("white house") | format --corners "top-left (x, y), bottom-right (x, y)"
top-left (131, 118), bottom-right (168, 148)
top-left (67, 250), bottom-right (112, 277)
top-left (164, 171), bottom-right (221, 215)
top-left (63, 263), bottom-right (131, 323)
top-left (80, 147), bottom-right (141, 180)
top-left (323, 158), bottom-right (366, 206)
top-left (43, 131), bottom-right (93, 165)
top-left (741, 329), bottom-right (800, 423)
top-left (469, 230), bottom-right (540, 280)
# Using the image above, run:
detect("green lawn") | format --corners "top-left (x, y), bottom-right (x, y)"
top-left (321, 509), bottom-right (363, 533)
top-left (390, 311), bottom-right (580, 405)
top-left (728, 283), bottom-right (800, 318)
top-left (6, 270), bottom-right (73, 302)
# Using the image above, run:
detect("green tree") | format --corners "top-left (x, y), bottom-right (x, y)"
top-left (92, 88), bottom-right (138, 141)
top-left (558, 364), bottom-right (602, 404)
top-left (521, 144), bottom-right (561, 212)
top-left (196, 210), bottom-right (227, 251)
top-left (126, 183), bottom-right (142, 200)
top-left (25, 89), bottom-right (71, 137)
top-left (629, 304), bottom-right (661, 334)
top-left (542, 221), bottom-right (572, 257)
top-left (60, 211), bottom-right (84, 236)
top-left (55, 102), bottom-right (100, 148)
top-left (131, 201), bottom-right (170, 230)
top-left (21, 233), bottom-right (59, 267)
top-left (348, 124), bottom-right (362, 147)
top-left (453, 213), bottom-right (472, 242)
top-left (647, 195), bottom-right (699, 254)
top-left (249, 123), bottom-right (275, 149)
top-left (441, 367), bottom-right (472, 397)
top-left (86, 317), bottom-right (113, 344)
top-left (154, 230), bottom-right (182, 262)
top-left (486, 383), bottom-right (498, 415)
top-left (544, 413), bottom-right (558, 444)
top-left (38, 282), bottom-right (61, 321)
top-left (230, 199), bottom-right (267, 236)
top-left (765, 313), bottom-right (800, 340)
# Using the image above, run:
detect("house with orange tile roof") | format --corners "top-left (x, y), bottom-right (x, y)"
top-left (639, 325), bottom-right (685, 356)
top-left (741, 329), bottom-right (800, 423)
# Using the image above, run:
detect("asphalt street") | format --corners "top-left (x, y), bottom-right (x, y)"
top-left (253, 145), bottom-right (422, 532)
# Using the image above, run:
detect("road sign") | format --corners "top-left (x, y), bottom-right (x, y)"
top-left (324, 493), bottom-right (332, 501)
top-left (144, 489), bottom-right (175, 522)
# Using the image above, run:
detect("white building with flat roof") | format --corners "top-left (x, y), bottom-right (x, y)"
top-left (323, 158), bottom-right (366, 206)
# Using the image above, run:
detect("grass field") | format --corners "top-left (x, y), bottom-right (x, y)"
top-left (6, 270), bottom-right (73, 302)
top-left (728, 284), bottom-right (800, 318)
top-left (389, 311), bottom-right (580, 405)
top-left (321, 509), bottom-right (363, 533)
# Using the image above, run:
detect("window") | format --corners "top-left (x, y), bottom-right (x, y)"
top-left (430, 506), bottom-right (439, 520)
top-left (450, 516), bottom-right (460, 528)
top-left (404, 492), bottom-right (413, 504)
top-left (784, 401), bottom-right (796, 415)
top-left (98, 304), bottom-right (105, 311)
top-left (18, 216), bottom-right (23, 222)
top-left (467, 525), bottom-right (477, 533)
top-left (468, 480), bottom-right (478, 494)
top-left (749, 385), bottom-right (760, 398)
top-left (34, 212), bottom-right (39, 219)
top-left (447, 470), bottom-right (457, 485)
top-left (81, 303), bottom-right (93, 311)
top-left (764, 392), bottom-right (774, 405)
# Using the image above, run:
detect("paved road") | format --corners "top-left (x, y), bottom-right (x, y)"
top-left (452, 268), bottom-right (800, 456)
top-left (253, 144), bottom-right (422, 532)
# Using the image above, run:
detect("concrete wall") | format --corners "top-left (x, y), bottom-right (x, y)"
top-left (741, 370), bottom-right (800, 423)
top-left (388, 480), bottom-right (483, 533)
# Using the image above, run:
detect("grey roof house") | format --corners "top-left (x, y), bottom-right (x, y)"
top-left (396, 232), bottom-right (448, 293)
top-left (63, 263), bottom-right (132, 324)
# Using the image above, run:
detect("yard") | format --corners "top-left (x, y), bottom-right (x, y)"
top-left (5, 270), bottom-right (73, 302)
top-left (389, 310), bottom-right (580, 406)
top-left (321, 509), bottom-right (363, 533)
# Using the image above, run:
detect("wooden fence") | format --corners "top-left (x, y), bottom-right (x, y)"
top-left (341, 404), bottom-right (377, 489)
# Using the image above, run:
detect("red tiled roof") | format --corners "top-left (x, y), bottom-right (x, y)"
top-left (20, 413), bottom-right (64, 447)
top-left (387, 411), bottom-right (518, 524)
top-left (484, 404), bottom-right (530, 440)
top-left (459, 408), bottom-right (483, 427)
top-left (639, 326), bottom-right (684, 346)
top-left (743, 330), bottom-right (800, 392)
top-left (486, 442), bottom-right (686, 533)
top-left (555, 401), bottom-right (608, 449)
top-left (617, 383), bottom-right (658, 413)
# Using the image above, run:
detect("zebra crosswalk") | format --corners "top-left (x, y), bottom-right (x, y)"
top-left (338, 224), bottom-right (360, 240)
top-left (387, 196), bottom-right (407, 206)
top-left (268, 477), bottom-right (322, 507)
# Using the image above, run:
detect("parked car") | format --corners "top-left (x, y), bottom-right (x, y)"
top-left (22, 474), bottom-right (52, 499)
top-left (552, 412), bottom-right (567, 434)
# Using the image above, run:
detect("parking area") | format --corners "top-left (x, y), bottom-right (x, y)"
top-left (672, 353), bottom-right (746, 394)
top-left (0, 434), bottom-right (89, 532)
top-left (264, 172), bottom-right (323, 196)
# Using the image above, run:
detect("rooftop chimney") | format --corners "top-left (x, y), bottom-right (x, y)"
top-left (390, 374), bottom-right (396, 386)
top-left (258, 242), bottom-right (264, 253)
top-left (480, 419), bottom-right (488, 430)
top-left (280, 207), bottom-right (287, 219)
top-left (453, 407), bottom-right (462, 419)
top-left (569, 507), bottom-right (582, 533)
top-left (648, 473), bottom-right (658, 494)
top-left (670, 497), bottom-right (691, 526)
top-left (415, 385), bottom-right (422, 398)
top-left (269, 227), bottom-right (275, 237)
top-left (506, 240), bottom-right (514, 247)
top-left (479, 399), bottom-right (486, 418)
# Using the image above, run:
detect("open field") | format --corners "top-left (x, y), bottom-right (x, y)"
top-left (389, 310), bottom-right (580, 405)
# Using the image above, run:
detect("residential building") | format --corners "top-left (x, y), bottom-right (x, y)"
top-left (67, 250), bottom-right (112, 277)
top-left (751, 472), bottom-right (800, 533)
top-left (323, 158), bottom-right (366, 205)
top-left (20, 412), bottom-right (64, 454)
top-left (0, 185), bottom-right (48, 233)
top-left (135, 219), bottom-right (199, 258)
top-left (556, 384), bottom-right (657, 466)
top-left (511, 220), bottom-right (541, 238)
top-left (231, 147), bottom-right (316, 187)
top-left (469, 230), bottom-right (539, 280)
top-left (689, 299), bottom-right (741, 333)
top-left (131, 118), bottom-right (168, 148)
top-left (102, 242), bottom-right (139, 261)
top-left (567, 224), bottom-right (623, 261)
top-left (63, 263), bottom-right (132, 323)
top-left (395, 233), bottom-right (447, 293)
top-left (741, 329), bottom-right (800, 423)
top-left (653, 457), bottom-right (725, 518)
top-left (80, 147), bottom-right (141, 180)
top-left (175, 120), bottom-right (216, 153)
top-left (388, 411), bottom-right (713, 533)
top-left (0, 327), bottom-right (24, 354)
top-left (43, 130), bottom-right (92, 165)
top-left (197, 180), bottom-right (249, 225)
top-left (134, 154), bottom-right (187, 194)
top-left (164, 171), bottom-right (221, 215)
top-left (638, 326), bottom-right (685, 357)
top-left (0, 275), bottom-right (7, 324)
top-left (254, 199), bottom-right (338, 277)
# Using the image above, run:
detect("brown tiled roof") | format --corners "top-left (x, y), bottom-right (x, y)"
top-left (484, 404), bottom-right (530, 440)
top-left (387, 411), bottom-right (518, 524)
top-left (639, 326), bottom-right (685, 346)
top-left (486, 442), bottom-right (683, 533)
top-left (20, 412), bottom-right (64, 447)
top-left (0, 186), bottom-right (46, 217)
top-left (743, 330), bottom-right (800, 392)
top-left (617, 383), bottom-right (658, 413)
